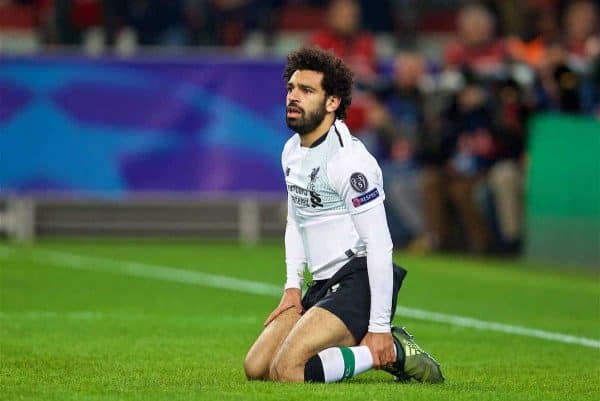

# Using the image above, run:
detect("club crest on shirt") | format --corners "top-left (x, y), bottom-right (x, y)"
top-left (307, 167), bottom-right (323, 208)
top-left (309, 167), bottom-right (320, 183)
top-left (287, 166), bottom-right (323, 209)
top-left (350, 172), bottom-right (368, 193)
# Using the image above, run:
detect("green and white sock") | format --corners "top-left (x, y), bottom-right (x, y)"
top-left (315, 346), bottom-right (373, 382)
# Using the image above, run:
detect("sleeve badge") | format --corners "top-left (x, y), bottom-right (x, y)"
top-left (350, 172), bottom-right (368, 193)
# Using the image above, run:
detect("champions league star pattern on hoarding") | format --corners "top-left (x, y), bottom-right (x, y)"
top-left (0, 56), bottom-right (292, 195)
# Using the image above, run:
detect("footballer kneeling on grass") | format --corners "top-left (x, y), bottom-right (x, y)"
top-left (244, 47), bottom-right (444, 384)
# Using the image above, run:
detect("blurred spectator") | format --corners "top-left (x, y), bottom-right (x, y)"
top-left (184, 0), bottom-right (284, 47)
top-left (309, 0), bottom-right (376, 132)
top-left (183, 0), bottom-right (218, 46)
top-left (535, 54), bottom-right (586, 112)
top-left (363, 52), bottom-right (430, 247)
top-left (443, 4), bottom-right (506, 77)
top-left (482, 0), bottom-right (560, 37)
top-left (389, 0), bottom-right (461, 48)
top-left (0, 0), bottom-right (54, 51)
top-left (54, 0), bottom-right (103, 45)
top-left (485, 0), bottom-right (527, 37)
top-left (562, 0), bottom-right (599, 68)
top-left (188, 0), bottom-right (282, 47)
top-left (309, 0), bottom-right (376, 79)
top-left (273, 0), bottom-right (325, 34)
top-left (421, 77), bottom-right (494, 254)
top-left (530, 1), bottom-right (599, 114)
top-left (360, 52), bottom-right (428, 159)
top-left (506, 7), bottom-right (561, 68)
top-left (201, 0), bottom-right (247, 46)
top-left (487, 78), bottom-right (531, 254)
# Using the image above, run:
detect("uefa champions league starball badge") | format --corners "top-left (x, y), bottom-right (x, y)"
top-left (350, 172), bottom-right (368, 193)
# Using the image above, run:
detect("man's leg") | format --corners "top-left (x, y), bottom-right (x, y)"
top-left (244, 308), bottom-right (301, 380)
top-left (448, 175), bottom-right (491, 253)
top-left (261, 263), bottom-right (444, 384)
top-left (488, 160), bottom-right (523, 246)
top-left (269, 306), bottom-right (367, 383)
top-left (422, 167), bottom-right (450, 250)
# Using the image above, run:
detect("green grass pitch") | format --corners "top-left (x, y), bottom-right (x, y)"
top-left (1, 239), bottom-right (599, 400)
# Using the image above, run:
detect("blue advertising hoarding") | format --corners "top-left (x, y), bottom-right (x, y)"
top-left (0, 56), bottom-right (291, 195)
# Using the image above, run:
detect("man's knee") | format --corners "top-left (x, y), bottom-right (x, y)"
top-left (244, 352), bottom-right (270, 381)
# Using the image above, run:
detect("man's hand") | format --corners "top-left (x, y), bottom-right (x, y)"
top-left (264, 288), bottom-right (303, 326)
top-left (360, 331), bottom-right (396, 369)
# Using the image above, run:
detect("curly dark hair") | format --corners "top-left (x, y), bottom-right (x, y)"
top-left (283, 47), bottom-right (354, 120)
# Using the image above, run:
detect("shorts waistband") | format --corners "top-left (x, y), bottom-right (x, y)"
top-left (307, 256), bottom-right (367, 287)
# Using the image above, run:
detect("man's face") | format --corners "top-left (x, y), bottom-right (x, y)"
top-left (286, 70), bottom-right (328, 135)
top-left (329, 0), bottom-right (360, 36)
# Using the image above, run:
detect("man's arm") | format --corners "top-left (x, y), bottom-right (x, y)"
top-left (284, 197), bottom-right (306, 290)
top-left (264, 197), bottom-right (306, 326)
top-left (350, 202), bottom-right (396, 368)
top-left (326, 138), bottom-right (395, 367)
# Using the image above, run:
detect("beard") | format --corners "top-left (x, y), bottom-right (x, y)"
top-left (286, 100), bottom-right (327, 136)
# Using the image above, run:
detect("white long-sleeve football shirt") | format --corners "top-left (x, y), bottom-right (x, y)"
top-left (282, 119), bottom-right (395, 333)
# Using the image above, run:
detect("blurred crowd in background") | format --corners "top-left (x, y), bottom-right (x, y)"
top-left (1, 0), bottom-right (599, 256)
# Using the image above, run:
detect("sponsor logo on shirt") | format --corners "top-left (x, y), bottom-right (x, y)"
top-left (351, 188), bottom-right (379, 207)
top-left (287, 183), bottom-right (323, 208)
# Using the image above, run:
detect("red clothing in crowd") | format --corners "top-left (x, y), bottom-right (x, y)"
top-left (444, 39), bottom-right (507, 74)
top-left (309, 30), bottom-right (377, 78)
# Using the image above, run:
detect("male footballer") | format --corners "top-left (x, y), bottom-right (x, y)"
top-left (244, 47), bottom-right (444, 384)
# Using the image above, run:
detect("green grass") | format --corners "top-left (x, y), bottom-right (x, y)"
top-left (1, 239), bottom-right (599, 400)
